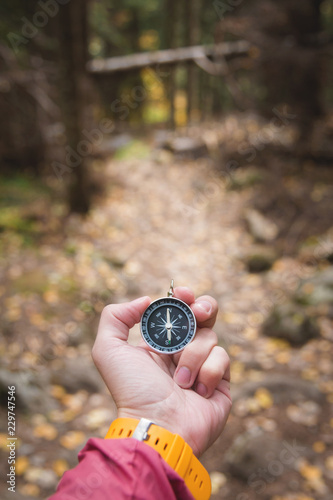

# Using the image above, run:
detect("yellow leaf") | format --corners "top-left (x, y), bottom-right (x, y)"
top-left (61, 391), bottom-right (87, 411)
top-left (21, 352), bottom-right (39, 366)
top-left (31, 413), bottom-right (47, 426)
top-left (28, 313), bottom-right (44, 326)
top-left (50, 385), bottom-right (67, 399)
top-left (222, 311), bottom-right (240, 325)
top-left (53, 459), bottom-right (69, 477)
top-left (247, 397), bottom-right (262, 414)
top-left (62, 409), bottom-right (80, 422)
top-left (60, 431), bottom-right (85, 450)
top-left (0, 433), bottom-right (8, 450)
top-left (267, 338), bottom-right (290, 351)
top-left (301, 368), bottom-right (319, 381)
top-left (228, 345), bottom-right (241, 357)
top-left (16, 456), bottom-right (29, 475)
top-left (312, 441), bottom-right (326, 453)
top-left (299, 461), bottom-right (322, 481)
top-left (19, 484), bottom-right (40, 497)
top-left (43, 289), bottom-right (59, 304)
top-left (275, 351), bottom-right (291, 364)
top-left (8, 342), bottom-right (21, 356)
top-left (33, 423), bottom-right (58, 440)
top-left (243, 327), bottom-right (259, 340)
top-left (5, 307), bottom-right (21, 322)
top-left (230, 361), bottom-right (245, 384)
top-left (254, 388), bottom-right (274, 409)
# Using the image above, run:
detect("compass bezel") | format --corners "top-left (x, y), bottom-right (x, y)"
top-left (140, 297), bottom-right (197, 354)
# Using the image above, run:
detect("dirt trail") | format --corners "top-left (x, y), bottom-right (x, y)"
top-left (1, 143), bottom-right (332, 500)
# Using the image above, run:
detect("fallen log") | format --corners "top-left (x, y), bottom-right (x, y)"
top-left (87, 40), bottom-right (251, 74)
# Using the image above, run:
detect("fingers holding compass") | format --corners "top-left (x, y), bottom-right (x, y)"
top-left (173, 330), bottom-right (230, 399)
top-left (191, 295), bottom-right (218, 330)
top-left (171, 288), bottom-right (228, 399)
top-left (173, 287), bottom-right (218, 330)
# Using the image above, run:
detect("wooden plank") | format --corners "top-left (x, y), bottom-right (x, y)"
top-left (86, 40), bottom-right (251, 74)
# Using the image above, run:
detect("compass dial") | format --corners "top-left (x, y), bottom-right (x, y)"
top-left (140, 297), bottom-right (196, 354)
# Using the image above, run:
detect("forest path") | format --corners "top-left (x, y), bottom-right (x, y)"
top-left (1, 138), bottom-right (332, 500)
top-left (95, 152), bottom-right (273, 346)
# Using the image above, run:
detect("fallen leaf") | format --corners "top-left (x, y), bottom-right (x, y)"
top-left (61, 391), bottom-right (88, 411)
top-left (210, 471), bottom-right (227, 494)
top-left (312, 441), bottom-right (326, 453)
top-left (0, 433), bottom-right (8, 450)
top-left (286, 401), bottom-right (320, 426)
top-left (301, 368), bottom-right (320, 381)
top-left (16, 456), bottom-right (29, 475)
top-left (33, 423), bottom-right (58, 440)
top-left (43, 289), bottom-right (59, 304)
top-left (50, 385), bottom-right (67, 399)
top-left (254, 388), bottom-right (274, 409)
top-left (60, 431), bottom-right (86, 450)
top-left (84, 408), bottom-right (111, 430)
top-left (19, 484), bottom-right (40, 497)
top-left (52, 459), bottom-right (69, 477)
top-left (299, 460), bottom-right (322, 480)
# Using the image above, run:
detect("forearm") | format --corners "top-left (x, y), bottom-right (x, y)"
top-left (48, 437), bottom-right (194, 500)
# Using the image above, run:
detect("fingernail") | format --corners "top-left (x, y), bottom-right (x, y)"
top-left (196, 383), bottom-right (207, 397)
top-left (196, 301), bottom-right (212, 314)
top-left (174, 367), bottom-right (191, 387)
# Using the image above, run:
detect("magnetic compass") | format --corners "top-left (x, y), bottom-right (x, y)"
top-left (140, 280), bottom-right (197, 354)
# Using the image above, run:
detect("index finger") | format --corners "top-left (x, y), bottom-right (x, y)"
top-left (174, 287), bottom-right (218, 330)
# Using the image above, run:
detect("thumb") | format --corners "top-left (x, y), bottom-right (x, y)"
top-left (96, 296), bottom-right (151, 344)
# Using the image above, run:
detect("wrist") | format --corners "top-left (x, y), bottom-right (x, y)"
top-left (117, 410), bottom-right (191, 453)
top-left (105, 417), bottom-right (211, 500)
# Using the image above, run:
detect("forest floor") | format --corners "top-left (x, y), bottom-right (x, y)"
top-left (0, 114), bottom-right (333, 500)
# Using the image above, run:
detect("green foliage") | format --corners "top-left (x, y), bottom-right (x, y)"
top-left (89, 0), bottom-right (164, 57)
top-left (113, 139), bottom-right (150, 159)
top-left (0, 175), bottom-right (50, 208)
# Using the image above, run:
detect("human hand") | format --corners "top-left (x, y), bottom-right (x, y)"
top-left (92, 287), bottom-right (231, 457)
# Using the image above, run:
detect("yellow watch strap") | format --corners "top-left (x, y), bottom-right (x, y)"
top-left (105, 417), bottom-right (211, 500)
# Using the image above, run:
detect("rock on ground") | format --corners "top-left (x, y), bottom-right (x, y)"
top-left (261, 303), bottom-right (320, 346)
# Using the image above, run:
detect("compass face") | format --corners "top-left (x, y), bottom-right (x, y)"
top-left (140, 297), bottom-right (196, 354)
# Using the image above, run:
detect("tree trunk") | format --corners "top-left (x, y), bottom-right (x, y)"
top-left (165, 0), bottom-right (177, 128)
top-left (186, 0), bottom-right (201, 122)
top-left (57, 0), bottom-right (91, 214)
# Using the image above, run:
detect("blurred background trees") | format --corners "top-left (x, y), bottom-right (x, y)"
top-left (0, 0), bottom-right (332, 211)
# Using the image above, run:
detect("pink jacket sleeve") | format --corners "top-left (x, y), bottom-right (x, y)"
top-left (48, 438), bottom-right (195, 500)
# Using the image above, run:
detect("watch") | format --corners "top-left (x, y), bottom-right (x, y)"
top-left (105, 417), bottom-right (211, 500)
top-left (140, 280), bottom-right (197, 354)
